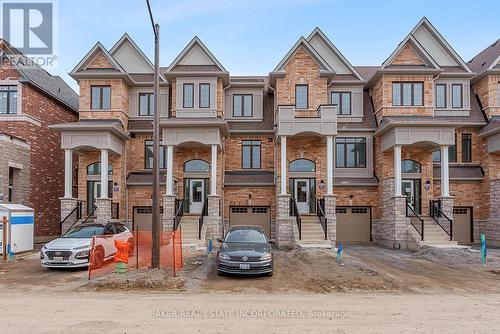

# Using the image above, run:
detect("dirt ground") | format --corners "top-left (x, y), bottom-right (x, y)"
top-left (1, 244), bottom-right (500, 333)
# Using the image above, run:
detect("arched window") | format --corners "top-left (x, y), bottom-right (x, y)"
top-left (87, 162), bottom-right (113, 175)
top-left (289, 159), bottom-right (316, 172)
top-left (184, 159), bottom-right (209, 172)
top-left (401, 160), bottom-right (421, 173)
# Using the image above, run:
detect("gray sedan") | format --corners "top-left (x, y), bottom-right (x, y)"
top-left (216, 226), bottom-right (273, 276)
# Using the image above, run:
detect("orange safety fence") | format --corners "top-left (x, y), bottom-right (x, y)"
top-left (88, 228), bottom-right (183, 280)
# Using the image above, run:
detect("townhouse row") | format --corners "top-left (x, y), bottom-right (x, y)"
top-left (2, 17), bottom-right (500, 248)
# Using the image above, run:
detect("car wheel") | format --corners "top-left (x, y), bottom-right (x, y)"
top-left (92, 247), bottom-right (104, 269)
top-left (266, 271), bottom-right (273, 277)
top-left (216, 270), bottom-right (224, 276)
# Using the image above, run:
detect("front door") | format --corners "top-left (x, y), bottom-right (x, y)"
top-left (189, 179), bottom-right (204, 214)
top-left (402, 180), bottom-right (415, 212)
top-left (294, 179), bottom-right (310, 214)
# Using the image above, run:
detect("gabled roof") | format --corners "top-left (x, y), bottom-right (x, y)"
top-left (468, 39), bottom-right (500, 81)
top-left (410, 17), bottom-right (472, 73)
top-left (166, 36), bottom-right (227, 73)
top-left (0, 39), bottom-right (78, 112)
top-left (272, 36), bottom-right (334, 73)
top-left (70, 42), bottom-right (126, 76)
top-left (306, 27), bottom-right (364, 82)
top-left (381, 34), bottom-right (440, 70)
top-left (109, 33), bottom-right (154, 74)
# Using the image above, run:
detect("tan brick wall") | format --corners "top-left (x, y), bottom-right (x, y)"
top-left (473, 74), bottom-right (500, 118)
top-left (371, 74), bottom-right (434, 123)
top-left (87, 52), bottom-right (113, 69)
top-left (127, 134), bottom-right (152, 172)
top-left (225, 135), bottom-right (274, 171)
top-left (127, 186), bottom-right (166, 228)
top-left (78, 79), bottom-right (129, 129)
top-left (335, 187), bottom-right (380, 218)
top-left (275, 47), bottom-right (328, 110)
top-left (223, 187), bottom-right (275, 220)
top-left (391, 44), bottom-right (426, 65)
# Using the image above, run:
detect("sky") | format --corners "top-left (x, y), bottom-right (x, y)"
top-left (7, 0), bottom-right (500, 91)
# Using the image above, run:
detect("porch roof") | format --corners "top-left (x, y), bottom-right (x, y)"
top-left (224, 171), bottom-right (274, 187)
top-left (433, 165), bottom-right (484, 181)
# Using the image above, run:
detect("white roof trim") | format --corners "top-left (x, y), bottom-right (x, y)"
top-left (306, 27), bottom-right (364, 81)
top-left (487, 54), bottom-right (500, 70)
top-left (70, 42), bottom-right (125, 75)
top-left (110, 33), bottom-right (154, 70)
top-left (381, 34), bottom-right (440, 69)
top-left (273, 36), bottom-right (333, 73)
top-left (410, 17), bottom-right (473, 73)
top-left (166, 36), bottom-right (227, 72)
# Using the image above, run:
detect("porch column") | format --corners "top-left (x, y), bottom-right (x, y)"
top-left (326, 135), bottom-right (334, 195)
top-left (166, 145), bottom-right (174, 195)
top-left (440, 145), bottom-right (450, 197)
top-left (280, 136), bottom-right (287, 195)
top-left (394, 145), bottom-right (402, 196)
top-left (211, 144), bottom-right (217, 196)
top-left (100, 149), bottom-right (109, 198)
top-left (64, 149), bottom-right (73, 198)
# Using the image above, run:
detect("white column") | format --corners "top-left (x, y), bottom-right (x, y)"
top-left (394, 145), bottom-right (402, 196)
top-left (280, 136), bottom-right (287, 195)
top-left (166, 145), bottom-right (174, 195)
top-left (440, 145), bottom-right (450, 197)
top-left (211, 144), bottom-right (217, 196)
top-left (64, 149), bottom-right (73, 198)
top-left (100, 149), bottom-right (109, 198)
top-left (326, 136), bottom-right (334, 195)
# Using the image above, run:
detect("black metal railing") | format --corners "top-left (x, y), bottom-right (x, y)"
top-left (64, 203), bottom-right (96, 235)
top-left (290, 197), bottom-right (302, 240)
top-left (173, 198), bottom-right (184, 231)
top-left (429, 200), bottom-right (453, 240)
top-left (406, 200), bottom-right (424, 241)
top-left (198, 198), bottom-right (208, 240)
top-left (111, 202), bottom-right (119, 219)
top-left (60, 201), bottom-right (83, 235)
top-left (316, 198), bottom-right (328, 240)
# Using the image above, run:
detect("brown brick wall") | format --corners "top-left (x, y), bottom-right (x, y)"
top-left (87, 52), bottom-right (114, 69)
top-left (473, 74), bottom-right (500, 118)
top-left (225, 135), bottom-right (274, 171)
top-left (391, 44), bottom-right (426, 65)
top-left (223, 187), bottom-right (275, 220)
top-left (335, 187), bottom-right (380, 218)
top-left (275, 47), bottom-right (328, 110)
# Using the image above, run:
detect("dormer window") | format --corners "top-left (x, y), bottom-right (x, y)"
top-left (452, 84), bottom-right (463, 108)
top-left (233, 94), bottom-right (253, 117)
top-left (392, 82), bottom-right (423, 107)
top-left (199, 83), bottom-right (210, 108)
top-left (138, 93), bottom-right (154, 116)
top-left (295, 84), bottom-right (308, 109)
top-left (331, 92), bottom-right (351, 115)
top-left (91, 86), bottom-right (111, 110)
top-left (183, 83), bottom-right (194, 108)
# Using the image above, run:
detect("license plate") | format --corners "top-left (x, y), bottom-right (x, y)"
top-left (239, 263), bottom-right (250, 270)
top-left (53, 256), bottom-right (64, 262)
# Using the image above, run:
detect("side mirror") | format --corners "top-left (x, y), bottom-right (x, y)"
top-left (269, 240), bottom-right (276, 245)
top-left (217, 239), bottom-right (224, 243)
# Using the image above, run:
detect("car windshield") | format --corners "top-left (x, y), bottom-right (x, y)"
top-left (63, 225), bottom-right (105, 238)
top-left (225, 229), bottom-right (267, 243)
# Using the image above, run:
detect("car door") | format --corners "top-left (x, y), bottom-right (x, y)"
top-left (101, 224), bottom-right (116, 259)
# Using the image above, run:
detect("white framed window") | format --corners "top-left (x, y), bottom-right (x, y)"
top-left (452, 84), bottom-right (463, 108)
top-left (435, 84), bottom-right (446, 108)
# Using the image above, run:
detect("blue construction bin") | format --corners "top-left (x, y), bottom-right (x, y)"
top-left (0, 204), bottom-right (35, 254)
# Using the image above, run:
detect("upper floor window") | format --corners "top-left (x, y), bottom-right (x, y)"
top-left (452, 84), bottom-right (463, 108)
top-left (233, 94), bottom-right (253, 117)
top-left (242, 140), bottom-right (261, 169)
top-left (183, 83), bottom-right (194, 108)
top-left (331, 92), bottom-right (351, 115)
top-left (0, 85), bottom-right (17, 114)
top-left (392, 82), bottom-right (423, 106)
top-left (91, 86), bottom-right (111, 110)
top-left (435, 84), bottom-right (446, 108)
top-left (199, 83), bottom-right (210, 108)
top-left (295, 84), bottom-right (308, 109)
top-left (138, 93), bottom-right (154, 116)
top-left (145, 140), bottom-right (166, 169)
top-left (462, 133), bottom-right (472, 163)
top-left (335, 137), bottom-right (366, 168)
top-left (432, 134), bottom-right (457, 163)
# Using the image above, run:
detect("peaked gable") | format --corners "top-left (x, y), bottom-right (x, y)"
top-left (382, 35), bottom-right (439, 69)
top-left (167, 36), bottom-right (226, 72)
top-left (87, 51), bottom-right (114, 69)
top-left (391, 43), bottom-right (427, 66)
top-left (70, 42), bottom-right (125, 75)
top-left (411, 17), bottom-right (472, 72)
top-left (110, 34), bottom-right (154, 74)
top-left (306, 28), bottom-right (364, 81)
top-left (273, 37), bottom-right (333, 73)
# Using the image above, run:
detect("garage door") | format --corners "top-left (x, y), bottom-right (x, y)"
top-left (336, 207), bottom-right (371, 242)
top-left (134, 207), bottom-right (152, 231)
top-left (230, 207), bottom-right (271, 238)
top-left (453, 207), bottom-right (472, 243)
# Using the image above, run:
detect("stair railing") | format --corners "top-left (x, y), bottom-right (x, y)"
top-left (173, 198), bottom-right (184, 231)
top-left (290, 197), bottom-right (302, 240)
top-left (198, 198), bottom-right (208, 240)
top-left (406, 198), bottom-right (424, 241)
top-left (60, 200), bottom-right (83, 235)
top-left (316, 198), bottom-right (328, 240)
top-left (429, 200), bottom-right (453, 241)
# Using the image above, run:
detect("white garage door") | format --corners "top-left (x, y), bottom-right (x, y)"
top-left (230, 206), bottom-right (271, 238)
top-left (453, 207), bottom-right (472, 243)
top-left (133, 207), bottom-right (152, 231)
top-left (336, 207), bottom-right (371, 242)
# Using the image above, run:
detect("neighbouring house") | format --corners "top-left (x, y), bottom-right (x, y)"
top-left (50, 17), bottom-right (500, 249)
top-left (0, 39), bottom-right (79, 242)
